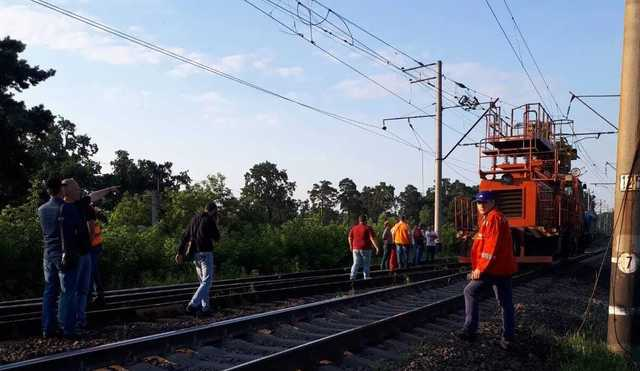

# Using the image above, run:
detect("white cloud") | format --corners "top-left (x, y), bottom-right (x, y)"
top-left (443, 62), bottom-right (540, 104)
top-left (0, 4), bottom-right (160, 65)
top-left (254, 112), bottom-right (282, 127)
top-left (275, 66), bottom-right (304, 77)
top-left (333, 73), bottom-right (410, 100)
top-left (189, 91), bottom-right (231, 108)
top-left (0, 4), bottom-right (304, 82)
top-left (168, 51), bottom-right (303, 79)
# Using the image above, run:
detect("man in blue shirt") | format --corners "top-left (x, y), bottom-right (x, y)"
top-left (37, 176), bottom-right (82, 339)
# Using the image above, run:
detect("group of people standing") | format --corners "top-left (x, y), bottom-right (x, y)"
top-left (37, 178), bottom-right (516, 350)
top-left (37, 176), bottom-right (116, 339)
top-left (348, 215), bottom-right (440, 280)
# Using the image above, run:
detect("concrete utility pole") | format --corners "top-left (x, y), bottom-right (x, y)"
top-left (151, 172), bottom-right (161, 225)
top-left (434, 60), bottom-right (443, 235)
top-left (608, 0), bottom-right (640, 358)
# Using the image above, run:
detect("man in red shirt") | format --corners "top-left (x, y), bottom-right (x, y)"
top-left (456, 191), bottom-right (517, 350)
top-left (348, 215), bottom-right (380, 280)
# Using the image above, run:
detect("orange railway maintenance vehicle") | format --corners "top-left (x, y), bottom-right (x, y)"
top-left (455, 102), bottom-right (589, 264)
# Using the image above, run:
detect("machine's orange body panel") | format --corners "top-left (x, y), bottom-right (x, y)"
top-left (454, 103), bottom-right (587, 265)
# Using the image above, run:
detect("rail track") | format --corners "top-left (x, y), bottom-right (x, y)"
top-left (0, 260), bottom-right (463, 339)
top-left (0, 250), bottom-right (604, 371)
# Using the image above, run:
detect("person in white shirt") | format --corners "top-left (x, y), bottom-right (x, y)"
top-left (425, 227), bottom-right (438, 263)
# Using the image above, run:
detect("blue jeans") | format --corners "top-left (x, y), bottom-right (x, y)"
top-left (380, 242), bottom-right (392, 270)
top-left (396, 245), bottom-right (409, 269)
top-left (42, 256), bottom-right (78, 336)
top-left (415, 244), bottom-right (424, 265)
top-left (75, 254), bottom-right (92, 327)
top-left (189, 252), bottom-right (214, 311)
top-left (463, 275), bottom-right (515, 339)
top-left (407, 245), bottom-right (415, 267)
top-left (350, 249), bottom-right (372, 279)
top-left (426, 245), bottom-right (436, 263)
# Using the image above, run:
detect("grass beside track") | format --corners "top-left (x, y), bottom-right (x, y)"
top-left (552, 333), bottom-right (630, 371)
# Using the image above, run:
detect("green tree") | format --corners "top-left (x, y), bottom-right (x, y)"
top-left (361, 182), bottom-right (395, 221)
top-left (308, 180), bottom-right (338, 224)
top-left (337, 178), bottom-right (363, 223)
top-left (162, 173), bottom-right (238, 234)
top-left (239, 161), bottom-right (297, 225)
top-left (397, 184), bottom-right (423, 224)
top-left (109, 150), bottom-right (191, 196)
top-left (0, 37), bottom-right (106, 206)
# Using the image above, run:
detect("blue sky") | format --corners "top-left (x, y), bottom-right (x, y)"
top-left (0, 0), bottom-right (622, 208)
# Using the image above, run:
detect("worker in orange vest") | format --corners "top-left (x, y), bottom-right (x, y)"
top-left (456, 191), bottom-right (517, 350)
top-left (391, 215), bottom-right (411, 269)
top-left (89, 207), bottom-right (106, 306)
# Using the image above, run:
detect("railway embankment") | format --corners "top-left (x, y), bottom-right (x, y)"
top-left (391, 256), bottom-right (632, 371)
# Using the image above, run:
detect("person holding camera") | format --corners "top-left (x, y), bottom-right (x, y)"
top-left (175, 202), bottom-right (220, 315)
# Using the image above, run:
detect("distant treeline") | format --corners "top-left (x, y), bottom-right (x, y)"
top-left (0, 37), bottom-right (477, 299)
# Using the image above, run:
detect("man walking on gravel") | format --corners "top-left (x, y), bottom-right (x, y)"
top-left (176, 202), bottom-right (220, 315)
top-left (456, 191), bottom-right (517, 350)
top-left (348, 215), bottom-right (380, 280)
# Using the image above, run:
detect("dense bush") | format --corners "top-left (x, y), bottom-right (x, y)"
top-left (0, 192), bottom-right (43, 299)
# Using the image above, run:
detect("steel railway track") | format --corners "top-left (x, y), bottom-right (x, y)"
top-left (0, 262), bottom-right (463, 339)
top-left (0, 250), bottom-right (604, 371)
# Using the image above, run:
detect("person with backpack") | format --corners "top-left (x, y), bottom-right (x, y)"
top-left (175, 202), bottom-right (221, 315)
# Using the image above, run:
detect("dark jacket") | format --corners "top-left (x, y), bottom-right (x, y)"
top-left (72, 196), bottom-right (94, 255)
top-left (178, 212), bottom-right (220, 255)
top-left (38, 197), bottom-right (86, 260)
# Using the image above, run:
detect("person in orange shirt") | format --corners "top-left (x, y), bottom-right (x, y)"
top-left (391, 215), bottom-right (411, 269)
top-left (456, 191), bottom-right (517, 350)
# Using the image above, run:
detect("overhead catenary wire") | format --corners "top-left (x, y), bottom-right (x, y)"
top-left (34, 0), bottom-right (480, 184)
top-left (309, 0), bottom-right (513, 107)
top-left (484, 0), bottom-right (551, 114)
top-left (501, 0), bottom-right (563, 118)
top-left (257, 0), bottom-right (487, 140)
top-left (245, 0), bottom-right (471, 136)
top-left (29, 0), bottom-right (428, 152)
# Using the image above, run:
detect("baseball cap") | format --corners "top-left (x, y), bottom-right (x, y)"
top-left (474, 191), bottom-right (496, 203)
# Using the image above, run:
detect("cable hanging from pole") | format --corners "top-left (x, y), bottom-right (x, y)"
top-left (29, 0), bottom-right (424, 152)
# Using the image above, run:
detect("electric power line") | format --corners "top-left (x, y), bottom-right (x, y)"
top-left (29, 0), bottom-right (426, 152)
top-left (246, 0), bottom-right (469, 135)
top-left (484, 0), bottom-right (550, 113)
top-left (502, 0), bottom-right (563, 118)
top-left (260, 0), bottom-right (488, 140)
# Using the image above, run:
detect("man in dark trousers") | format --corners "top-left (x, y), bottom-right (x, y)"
top-left (176, 202), bottom-right (220, 315)
top-left (379, 220), bottom-right (393, 270)
top-left (38, 176), bottom-right (83, 339)
top-left (456, 191), bottom-right (517, 350)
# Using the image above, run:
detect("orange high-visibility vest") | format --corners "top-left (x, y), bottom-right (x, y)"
top-left (391, 221), bottom-right (411, 245)
top-left (471, 208), bottom-right (517, 276)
